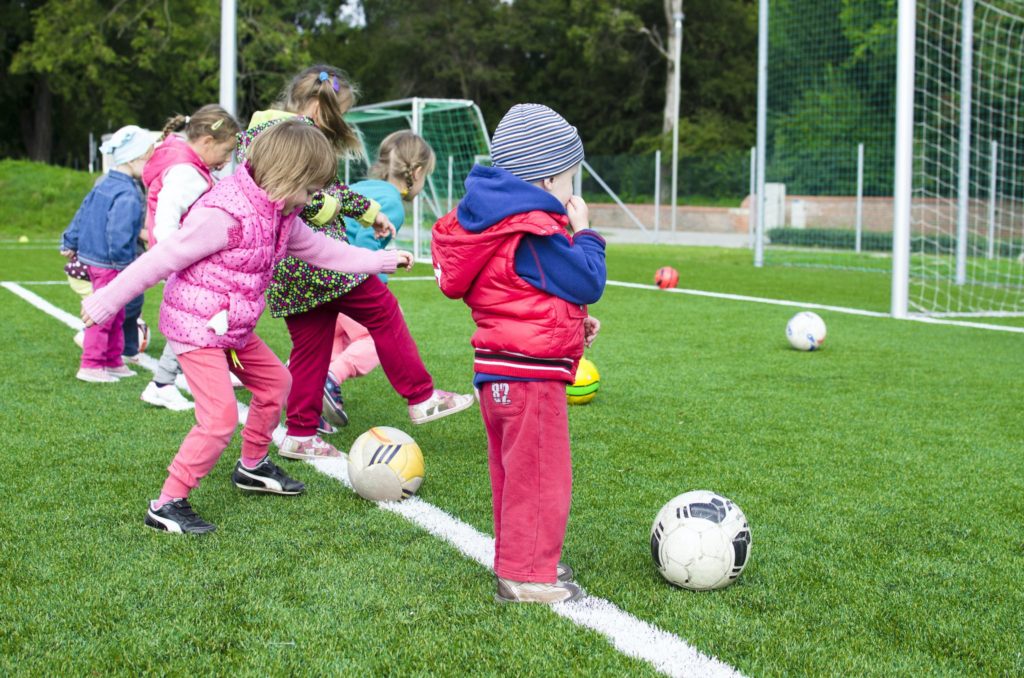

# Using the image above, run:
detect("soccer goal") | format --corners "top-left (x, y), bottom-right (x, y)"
top-left (894, 0), bottom-right (1024, 317)
top-left (344, 98), bottom-right (491, 261)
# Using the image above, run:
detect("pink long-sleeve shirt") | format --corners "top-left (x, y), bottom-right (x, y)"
top-left (83, 208), bottom-right (400, 354)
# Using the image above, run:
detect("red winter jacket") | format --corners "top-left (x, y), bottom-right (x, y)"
top-left (432, 208), bottom-right (587, 383)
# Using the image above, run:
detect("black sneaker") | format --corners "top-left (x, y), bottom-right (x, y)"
top-left (322, 373), bottom-right (349, 428)
top-left (232, 458), bottom-right (305, 495)
top-left (145, 499), bottom-right (217, 534)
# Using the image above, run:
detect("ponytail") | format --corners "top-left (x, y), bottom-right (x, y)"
top-left (278, 65), bottom-right (365, 160)
top-left (158, 105), bottom-right (241, 144)
top-left (368, 131), bottom-right (436, 197)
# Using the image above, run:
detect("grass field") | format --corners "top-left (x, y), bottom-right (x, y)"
top-left (2, 163), bottom-right (1023, 676)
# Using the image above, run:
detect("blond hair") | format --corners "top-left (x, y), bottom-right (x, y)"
top-left (368, 131), bottom-right (436, 197)
top-left (277, 65), bottom-right (364, 160)
top-left (160, 104), bottom-right (241, 143)
top-left (246, 120), bottom-right (336, 202)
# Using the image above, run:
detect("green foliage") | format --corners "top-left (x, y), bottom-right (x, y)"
top-left (768, 226), bottom-right (1024, 258)
top-left (0, 159), bottom-right (95, 238)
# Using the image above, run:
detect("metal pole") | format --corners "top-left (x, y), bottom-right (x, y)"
top-left (573, 166), bottom-right (582, 197)
top-left (749, 146), bottom-right (756, 249)
top-left (670, 11), bottom-right (684, 232)
top-left (654, 150), bottom-right (662, 239)
top-left (344, 158), bottom-right (350, 185)
top-left (891, 0), bottom-right (916, 318)
top-left (856, 142), bottom-right (865, 253)
top-left (754, 0), bottom-right (768, 267)
top-left (219, 0), bottom-right (237, 117)
top-left (412, 98), bottom-right (422, 260)
top-left (88, 132), bottom-right (95, 174)
top-left (447, 155), bottom-right (454, 213)
top-left (955, 0), bottom-right (974, 285)
top-left (987, 139), bottom-right (997, 259)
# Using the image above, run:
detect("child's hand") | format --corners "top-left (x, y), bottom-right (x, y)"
top-left (567, 195), bottom-right (590, 232)
top-left (583, 315), bottom-right (601, 347)
top-left (373, 212), bottom-right (397, 240)
top-left (81, 305), bottom-right (96, 328)
top-left (395, 250), bottom-right (414, 270)
top-left (60, 248), bottom-right (76, 259)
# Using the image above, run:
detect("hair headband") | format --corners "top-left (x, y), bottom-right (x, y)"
top-left (318, 71), bottom-right (341, 93)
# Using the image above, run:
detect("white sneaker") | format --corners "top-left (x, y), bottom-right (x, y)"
top-left (141, 382), bottom-right (195, 411)
top-left (174, 373), bottom-right (189, 392)
top-left (278, 435), bottom-right (342, 460)
top-left (77, 367), bottom-right (118, 383)
top-left (408, 389), bottom-right (475, 425)
top-left (106, 365), bottom-right (137, 378)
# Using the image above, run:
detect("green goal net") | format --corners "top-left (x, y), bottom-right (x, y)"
top-left (344, 98), bottom-right (491, 261)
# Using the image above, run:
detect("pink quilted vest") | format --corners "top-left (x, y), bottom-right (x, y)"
top-left (142, 136), bottom-right (213, 245)
top-left (158, 164), bottom-right (295, 350)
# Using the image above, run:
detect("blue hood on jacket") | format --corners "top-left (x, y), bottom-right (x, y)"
top-left (457, 165), bottom-right (566, 232)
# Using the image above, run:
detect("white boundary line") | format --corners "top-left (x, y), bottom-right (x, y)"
top-left (2, 281), bottom-right (744, 678)
top-left (607, 280), bottom-right (1024, 334)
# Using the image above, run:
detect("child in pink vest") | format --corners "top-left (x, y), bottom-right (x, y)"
top-left (139, 105), bottom-right (242, 412)
top-left (82, 120), bottom-right (413, 534)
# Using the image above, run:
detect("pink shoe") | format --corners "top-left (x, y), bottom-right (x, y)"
top-left (278, 435), bottom-right (341, 460)
top-left (77, 367), bottom-right (118, 383)
top-left (408, 389), bottom-right (474, 425)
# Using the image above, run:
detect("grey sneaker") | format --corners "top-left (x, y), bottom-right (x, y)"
top-left (495, 577), bottom-right (584, 604)
top-left (556, 561), bottom-right (575, 583)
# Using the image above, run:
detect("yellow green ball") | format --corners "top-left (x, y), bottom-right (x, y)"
top-left (567, 357), bottom-right (600, 405)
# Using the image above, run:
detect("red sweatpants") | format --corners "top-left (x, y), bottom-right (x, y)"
top-left (161, 335), bottom-right (290, 499)
top-left (283, 276), bottom-right (434, 437)
top-left (480, 380), bottom-right (572, 583)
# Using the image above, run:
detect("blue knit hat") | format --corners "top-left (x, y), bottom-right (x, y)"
top-left (490, 104), bottom-right (584, 183)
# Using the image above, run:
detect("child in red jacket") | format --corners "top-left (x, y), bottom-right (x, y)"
top-left (432, 104), bottom-right (606, 603)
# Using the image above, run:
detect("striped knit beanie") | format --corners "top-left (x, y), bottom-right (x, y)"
top-left (490, 104), bottom-right (584, 183)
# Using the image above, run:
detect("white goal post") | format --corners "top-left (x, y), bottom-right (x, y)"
top-left (893, 0), bottom-right (1024, 318)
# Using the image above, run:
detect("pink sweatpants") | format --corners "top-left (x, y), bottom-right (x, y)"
top-left (479, 380), bottom-right (572, 583)
top-left (81, 266), bottom-right (125, 369)
top-left (329, 313), bottom-right (380, 383)
top-left (160, 334), bottom-right (291, 499)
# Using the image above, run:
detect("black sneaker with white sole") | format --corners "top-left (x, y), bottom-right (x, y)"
top-left (231, 458), bottom-right (305, 495)
top-left (145, 498), bottom-right (217, 534)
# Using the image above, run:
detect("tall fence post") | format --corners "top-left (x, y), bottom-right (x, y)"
top-left (749, 146), bottom-right (756, 249)
top-left (344, 158), bottom-right (350, 186)
top-left (856, 142), bottom-right (865, 253)
top-left (670, 11), bottom-right (684, 233)
top-left (754, 0), bottom-right (769, 267)
top-left (447, 155), bottom-right (454, 214)
top-left (654, 150), bottom-right (662, 240)
top-left (987, 139), bottom-right (998, 259)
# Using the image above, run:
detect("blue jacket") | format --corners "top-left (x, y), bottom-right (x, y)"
top-left (344, 179), bottom-right (406, 283)
top-left (61, 171), bottom-right (144, 270)
top-left (458, 165), bottom-right (606, 306)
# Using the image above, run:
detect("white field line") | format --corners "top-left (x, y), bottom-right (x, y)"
top-left (3, 281), bottom-right (744, 678)
top-left (607, 280), bottom-right (1024, 334)
top-left (12, 275), bottom-right (1024, 335)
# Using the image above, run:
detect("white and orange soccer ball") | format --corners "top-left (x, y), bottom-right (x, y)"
top-left (347, 427), bottom-right (424, 502)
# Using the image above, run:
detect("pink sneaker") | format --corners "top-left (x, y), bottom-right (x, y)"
top-left (408, 390), bottom-right (474, 425)
top-left (279, 435), bottom-right (341, 460)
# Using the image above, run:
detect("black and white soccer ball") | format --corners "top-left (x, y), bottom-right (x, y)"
top-left (650, 490), bottom-right (752, 591)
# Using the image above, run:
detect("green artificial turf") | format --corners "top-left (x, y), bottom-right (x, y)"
top-left (2, 241), bottom-right (1022, 676)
